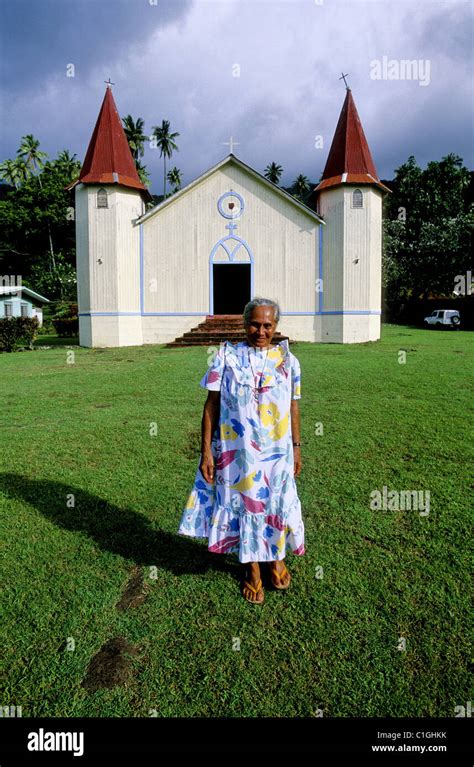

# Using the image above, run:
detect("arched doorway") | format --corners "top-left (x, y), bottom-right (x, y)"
top-left (213, 263), bottom-right (251, 314)
top-left (209, 235), bottom-right (253, 315)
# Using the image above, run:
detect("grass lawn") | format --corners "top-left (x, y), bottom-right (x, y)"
top-left (0, 324), bottom-right (471, 717)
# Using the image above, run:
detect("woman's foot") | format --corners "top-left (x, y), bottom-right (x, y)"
top-left (241, 562), bottom-right (264, 604)
top-left (268, 559), bottom-right (291, 589)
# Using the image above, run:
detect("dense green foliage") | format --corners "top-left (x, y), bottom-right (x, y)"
top-left (0, 315), bottom-right (39, 351)
top-left (383, 155), bottom-right (473, 313)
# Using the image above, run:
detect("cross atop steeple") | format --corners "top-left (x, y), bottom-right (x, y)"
top-left (104, 78), bottom-right (115, 89)
top-left (77, 85), bottom-right (151, 200)
top-left (314, 87), bottom-right (390, 195)
top-left (339, 71), bottom-right (350, 89)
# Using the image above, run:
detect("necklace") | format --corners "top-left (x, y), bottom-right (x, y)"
top-left (247, 345), bottom-right (270, 406)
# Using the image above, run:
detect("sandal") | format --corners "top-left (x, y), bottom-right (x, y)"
top-left (242, 577), bottom-right (264, 604)
top-left (269, 562), bottom-right (291, 590)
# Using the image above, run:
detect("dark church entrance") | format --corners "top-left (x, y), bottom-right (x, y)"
top-left (213, 263), bottom-right (251, 314)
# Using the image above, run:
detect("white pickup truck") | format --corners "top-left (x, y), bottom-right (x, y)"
top-left (423, 309), bottom-right (461, 329)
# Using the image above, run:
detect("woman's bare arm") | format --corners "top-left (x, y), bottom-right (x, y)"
top-left (199, 391), bottom-right (220, 483)
top-left (201, 390), bottom-right (220, 456)
top-left (290, 400), bottom-right (302, 476)
top-left (290, 400), bottom-right (301, 444)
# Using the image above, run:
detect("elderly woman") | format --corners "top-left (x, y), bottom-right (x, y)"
top-left (178, 297), bottom-right (305, 604)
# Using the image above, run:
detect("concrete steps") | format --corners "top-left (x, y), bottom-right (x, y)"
top-left (165, 315), bottom-right (295, 347)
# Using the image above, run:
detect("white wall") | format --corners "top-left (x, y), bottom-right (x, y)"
top-left (76, 183), bottom-right (145, 347)
top-left (141, 162), bottom-right (320, 317)
top-left (318, 184), bottom-right (382, 343)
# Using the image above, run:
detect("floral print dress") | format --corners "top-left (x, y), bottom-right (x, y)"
top-left (178, 338), bottom-right (305, 563)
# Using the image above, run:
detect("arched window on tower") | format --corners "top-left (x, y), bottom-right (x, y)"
top-left (97, 188), bottom-right (108, 209)
top-left (352, 189), bottom-right (363, 208)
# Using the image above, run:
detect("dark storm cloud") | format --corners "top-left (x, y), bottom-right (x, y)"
top-left (415, 0), bottom-right (473, 62)
top-left (0, 0), bottom-right (472, 194)
top-left (0, 0), bottom-right (192, 93)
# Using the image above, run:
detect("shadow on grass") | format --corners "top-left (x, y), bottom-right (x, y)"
top-left (0, 472), bottom-right (236, 578)
top-left (34, 335), bottom-right (80, 346)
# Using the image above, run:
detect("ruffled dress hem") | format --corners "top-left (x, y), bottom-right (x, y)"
top-left (178, 489), bottom-right (305, 563)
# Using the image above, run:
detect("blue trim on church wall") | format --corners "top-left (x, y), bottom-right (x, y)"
top-left (97, 203), bottom-right (378, 320)
top-left (80, 312), bottom-right (142, 316)
top-left (79, 310), bottom-right (382, 316)
top-left (217, 191), bottom-right (245, 219)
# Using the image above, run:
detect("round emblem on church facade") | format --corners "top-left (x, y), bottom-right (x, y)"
top-left (217, 191), bottom-right (245, 219)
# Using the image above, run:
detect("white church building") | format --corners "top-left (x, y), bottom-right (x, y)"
top-left (69, 85), bottom-right (390, 348)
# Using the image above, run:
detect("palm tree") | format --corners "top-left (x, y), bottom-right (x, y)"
top-left (151, 119), bottom-right (180, 199)
top-left (0, 159), bottom-right (17, 187)
top-left (122, 116), bottom-right (152, 190)
top-left (17, 134), bottom-right (47, 176)
top-left (264, 162), bottom-right (283, 185)
top-left (136, 160), bottom-right (151, 188)
top-left (56, 149), bottom-right (81, 181)
top-left (293, 174), bottom-right (310, 202)
top-left (17, 134), bottom-right (55, 269)
top-left (167, 167), bottom-right (182, 194)
top-left (0, 158), bottom-right (28, 188)
top-left (122, 115), bottom-right (146, 162)
top-left (14, 158), bottom-right (30, 186)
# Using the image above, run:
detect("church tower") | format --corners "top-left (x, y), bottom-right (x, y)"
top-left (71, 85), bottom-right (152, 347)
top-left (314, 88), bottom-right (390, 343)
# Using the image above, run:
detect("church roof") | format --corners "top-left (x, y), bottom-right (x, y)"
top-left (315, 89), bottom-right (390, 194)
top-left (138, 153), bottom-right (325, 225)
top-left (70, 87), bottom-right (152, 200)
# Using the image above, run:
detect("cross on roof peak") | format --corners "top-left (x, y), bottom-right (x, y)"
top-left (104, 78), bottom-right (115, 88)
top-left (222, 135), bottom-right (240, 154)
top-left (339, 71), bottom-right (350, 89)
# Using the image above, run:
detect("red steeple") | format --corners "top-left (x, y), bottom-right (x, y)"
top-left (315, 89), bottom-right (390, 194)
top-left (77, 87), bottom-right (150, 198)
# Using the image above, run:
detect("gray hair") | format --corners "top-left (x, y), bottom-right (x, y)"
top-left (243, 297), bottom-right (280, 326)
